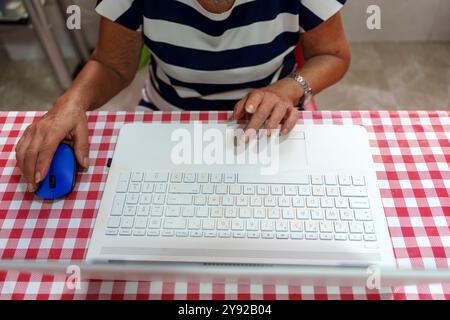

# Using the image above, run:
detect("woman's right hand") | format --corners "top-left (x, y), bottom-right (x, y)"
top-left (15, 101), bottom-right (90, 192)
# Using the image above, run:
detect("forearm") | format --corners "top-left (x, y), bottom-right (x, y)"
top-left (54, 58), bottom-right (132, 112)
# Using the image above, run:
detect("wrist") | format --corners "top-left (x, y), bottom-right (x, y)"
top-left (54, 93), bottom-right (89, 113)
top-left (272, 77), bottom-right (305, 108)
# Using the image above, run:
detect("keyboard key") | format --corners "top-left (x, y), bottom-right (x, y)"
top-left (291, 232), bottom-right (304, 240)
top-left (152, 194), bottom-right (166, 205)
top-left (196, 207), bottom-right (209, 217)
top-left (166, 207), bottom-right (180, 217)
top-left (271, 185), bottom-right (283, 195)
top-left (134, 217), bottom-right (148, 229)
top-left (219, 231), bottom-right (231, 238)
top-left (224, 174), bottom-right (236, 183)
top-left (142, 182), bottom-right (154, 193)
top-left (231, 220), bottom-right (245, 231)
top-left (311, 175), bottom-right (323, 185)
top-left (197, 173), bottom-right (209, 183)
top-left (340, 186), bottom-right (367, 197)
top-left (352, 176), bottom-right (366, 186)
top-left (210, 174), bottom-right (222, 183)
top-left (267, 208), bottom-right (280, 219)
top-left (239, 207), bottom-right (252, 218)
top-left (181, 207), bottom-right (195, 217)
top-left (354, 210), bottom-right (373, 221)
top-left (306, 197), bottom-right (319, 208)
top-left (119, 229), bottom-right (132, 236)
top-left (338, 175), bottom-right (352, 186)
top-left (184, 173), bottom-right (196, 183)
top-left (233, 231), bottom-right (245, 238)
top-left (334, 234), bottom-right (347, 241)
top-left (176, 230), bottom-right (189, 237)
top-left (167, 194), bottom-right (192, 205)
top-left (284, 185), bottom-right (297, 196)
top-left (216, 185), bottom-right (228, 195)
top-left (261, 220), bottom-right (274, 231)
top-left (349, 234), bottom-right (362, 241)
top-left (106, 229), bottom-right (118, 236)
top-left (305, 221), bottom-right (318, 232)
top-left (349, 198), bottom-right (370, 209)
top-left (229, 185), bottom-right (241, 195)
top-left (131, 172), bottom-right (143, 182)
top-left (292, 197), bottom-right (305, 208)
top-left (126, 193), bottom-right (139, 204)
top-left (325, 175), bottom-right (337, 185)
top-left (120, 217), bottom-right (134, 229)
top-left (253, 208), bottom-right (265, 219)
top-left (169, 184), bottom-right (200, 194)
top-left (145, 172), bottom-right (168, 182)
top-left (116, 180), bottom-right (129, 193)
top-left (139, 193), bottom-right (152, 205)
top-left (310, 209), bottom-right (324, 220)
top-left (107, 216), bottom-right (121, 228)
top-left (364, 234), bottom-right (377, 241)
top-left (236, 196), bottom-right (249, 206)
top-left (276, 232), bottom-right (289, 239)
top-left (319, 221), bottom-right (333, 233)
top-left (150, 206), bottom-right (164, 217)
top-left (250, 196), bottom-right (263, 207)
top-left (305, 233), bottom-right (318, 240)
top-left (190, 231), bottom-right (203, 237)
top-left (334, 197), bottom-right (348, 208)
top-left (275, 220), bottom-right (288, 232)
top-left (312, 186), bottom-right (325, 196)
top-left (334, 221), bottom-right (348, 233)
top-left (262, 232), bottom-right (275, 239)
top-left (320, 234), bottom-right (332, 240)
top-left (340, 209), bottom-right (354, 221)
top-left (194, 195), bottom-right (207, 205)
top-left (222, 195), bottom-right (234, 206)
top-left (349, 222), bottom-right (364, 234)
top-left (246, 220), bottom-right (259, 231)
top-left (148, 218), bottom-right (162, 229)
top-left (247, 232), bottom-right (260, 239)
top-left (264, 196), bottom-right (276, 207)
top-left (208, 195), bottom-right (221, 206)
top-left (147, 230), bottom-right (160, 236)
top-left (202, 219), bottom-right (216, 230)
top-left (210, 207), bottom-right (223, 218)
top-left (136, 205), bottom-right (150, 216)
top-left (154, 183), bottom-right (167, 193)
top-left (325, 209), bottom-right (339, 220)
top-left (326, 186), bottom-right (339, 197)
top-left (243, 185), bottom-right (255, 195)
top-left (205, 231), bottom-right (217, 238)
top-left (111, 194), bottom-right (126, 216)
top-left (162, 230), bottom-right (175, 237)
top-left (282, 208), bottom-right (295, 219)
top-left (188, 219), bottom-right (201, 230)
top-left (290, 220), bottom-right (303, 232)
top-left (217, 219), bottom-right (231, 230)
top-left (257, 185), bottom-right (269, 195)
top-left (128, 182), bottom-right (141, 193)
top-left (320, 197), bottom-right (334, 208)
top-left (171, 173), bottom-right (183, 183)
top-left (123, 205), bottom-right (136, 216)
top-left (364, 222), bottom-right (376, 234)
top-left (296, 209), bottom-right (309, 220)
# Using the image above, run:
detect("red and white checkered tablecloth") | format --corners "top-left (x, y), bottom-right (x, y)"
top-left (0, 111), bottom-right (448, 300)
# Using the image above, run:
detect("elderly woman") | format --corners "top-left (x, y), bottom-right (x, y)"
top-left (16, 0), bottom-right (351, 192)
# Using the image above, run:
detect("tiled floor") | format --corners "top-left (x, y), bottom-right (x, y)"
top-left (0, 42), bottom-right (449, 112)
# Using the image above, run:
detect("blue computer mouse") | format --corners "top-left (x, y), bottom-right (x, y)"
top-left (35, 143), bottom-right (77, 200)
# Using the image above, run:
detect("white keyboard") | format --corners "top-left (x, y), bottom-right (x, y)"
top-left (105, 172), bottom-right (377, 242)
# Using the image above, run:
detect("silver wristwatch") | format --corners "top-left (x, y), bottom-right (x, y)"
top-left (289, 71), bottom-right (313, 108)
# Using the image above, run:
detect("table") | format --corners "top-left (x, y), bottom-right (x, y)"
top-left (0, 111), bottom-right (449, 300)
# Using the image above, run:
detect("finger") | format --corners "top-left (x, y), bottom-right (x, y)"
top-left (73, 122), bottom-right (90, 168)
top-left (23, 133), bottom-right (44, 191)
top-left (233, 98), bottom-right (247, 120)
top-left (34, 134), bottom-right (63, 184)
top-left (245, 99), bottom-right (275, 139)
top-left (243, 90), bottom-right (264, 114)
top-left (15, 127), bottom-right (33, 177)
top-left (265, 102), bottom-right (288, 133)
top-left (280, 107), bottom-right (299, 136)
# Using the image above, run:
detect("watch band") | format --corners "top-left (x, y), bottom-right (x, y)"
top-left (289, 71), bottom-right (313, 108)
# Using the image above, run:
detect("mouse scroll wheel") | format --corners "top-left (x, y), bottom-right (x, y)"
top-left (49, 175), bottom-right (56, 189)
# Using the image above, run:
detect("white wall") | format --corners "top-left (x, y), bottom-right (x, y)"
top-left (342, 0), bottom-right (450, 42)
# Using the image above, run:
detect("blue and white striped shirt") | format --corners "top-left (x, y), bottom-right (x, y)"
top-left (96, 0), bottom-right (346, 111)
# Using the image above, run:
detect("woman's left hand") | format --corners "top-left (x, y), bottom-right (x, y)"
top-left (232, 78), bottom-right (304, 141)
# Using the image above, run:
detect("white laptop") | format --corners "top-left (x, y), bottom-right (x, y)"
top-left (86, 122), bottom-right (396, 268)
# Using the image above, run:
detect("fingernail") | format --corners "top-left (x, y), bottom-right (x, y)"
top-left (280, 129), bottom-right (288, 136)
top-left (28, 183), bottom-right (35, 192)
top-left (245, 105), bottom-right (254, 114)
top-left (35, 171), bottom-right (41, 184)
top-left (267, 129), bottom-right (273, 137)
top-left (83, 157), bottom-right (89, 168)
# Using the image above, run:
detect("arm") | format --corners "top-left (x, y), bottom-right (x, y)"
top-left (233, 12), bottom-right (351, 138)
top-left (16, 18), bottom-right (143, 192)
